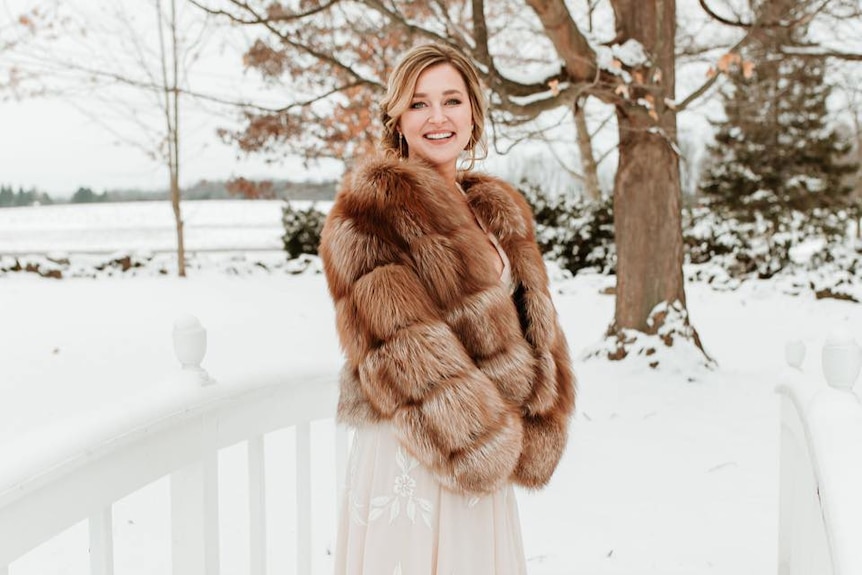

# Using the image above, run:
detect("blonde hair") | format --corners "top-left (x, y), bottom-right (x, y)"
top-left (379, 44), bottom-right (487, 169)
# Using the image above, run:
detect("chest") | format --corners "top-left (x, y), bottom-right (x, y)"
top-left (405, 203), bottom-right (512, 311)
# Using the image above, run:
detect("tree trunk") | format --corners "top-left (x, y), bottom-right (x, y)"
top-left (170, 0), bottom-right (185, 277)
top-left (171, 152), bottom-right (185, 277)
top-left (613, 112), bottom-right (685, 331)
top-left (609, 0), bottom-right (705, 354)
top-left (574, 98), bottom-right (601, 202)
top-left (158, 0), bottom-right (185, 277)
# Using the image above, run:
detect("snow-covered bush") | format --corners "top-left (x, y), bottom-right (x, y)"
top-left (281, 201), bottom-right (326, 259)
top-left (683, 207), bottom-right (795, 280)
top-left (521, 184), bottom-right (616, 276)
top-left (684, 206), bottom-right (862, 298)
top-left (519, 185), bottom-right (862, 300)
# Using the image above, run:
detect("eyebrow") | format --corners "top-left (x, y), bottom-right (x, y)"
top-left (411, 89), bottom-right (464, 98)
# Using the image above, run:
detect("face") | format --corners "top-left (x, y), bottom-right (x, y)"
top-left (398, 63), bottom-right (473, 174)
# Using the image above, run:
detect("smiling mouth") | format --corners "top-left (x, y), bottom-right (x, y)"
top-left (424, 132), bottom-right (454, 141)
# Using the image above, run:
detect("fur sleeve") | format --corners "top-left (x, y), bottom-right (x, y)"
top-left (320, 196), bottom-right (523, 495)
top-left (513, 320), bottom-right (575, 489)
top-left (484, 180), bottom-right (576, 489)
top-left (459, 171), bottom-right (577, 489)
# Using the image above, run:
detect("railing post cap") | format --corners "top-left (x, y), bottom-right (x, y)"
top-left (172, 315), bottom-right (212, 385)
top-left (822, 329), bottom-right (861, 391)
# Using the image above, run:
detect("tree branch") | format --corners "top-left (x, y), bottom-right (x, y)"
top-left (698, 0), bottom-right (751, 28)
top-left (675, 71), bottom-right (722, 112)
top-left (427, 0), bottom-right (472, 49)
top-left (193, 0), bottom-right (384, 89)
top-left (699, 0), bottom-right (834, 31)
top-left (362, 0), bottom-right (458, 48)
top-left (780, 47), bottom-right (862, 62)
top-left (185, 0), bottom-right (258, 24)
top-left (523, 0), bottom-right (597, 82)
top-left (188, 0), bottom-right (344, 24)
top-left (7, 49), bottom-right (371, 114)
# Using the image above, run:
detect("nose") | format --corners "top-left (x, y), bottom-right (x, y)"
top-left (428, 104), bottom-right (446, 124)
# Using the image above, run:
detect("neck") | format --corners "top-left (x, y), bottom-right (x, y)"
top-left (434, 162), bottom-right (457, 186)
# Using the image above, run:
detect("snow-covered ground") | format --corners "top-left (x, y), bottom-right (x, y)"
top-left (0, 200), bottom-right (297, 254)
top-left (1, 201), bottom-right (860, 574)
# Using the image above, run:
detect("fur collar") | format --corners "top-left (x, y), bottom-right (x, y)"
top-left (343, 154), bottom-right (535, 245)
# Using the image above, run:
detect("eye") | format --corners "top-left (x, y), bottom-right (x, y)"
top-left (409, 101), bottom-right (427, 109)
top-left (445, 98), bottom-right (462, 106)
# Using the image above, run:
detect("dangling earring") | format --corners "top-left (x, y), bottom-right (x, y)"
top-left (398, 131), bottom-right (405, 159)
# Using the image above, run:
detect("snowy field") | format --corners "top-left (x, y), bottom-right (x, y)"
top-left (0, 200), bottom-right (314, 254)
top-left (1, 200), bottom-right (860, 574)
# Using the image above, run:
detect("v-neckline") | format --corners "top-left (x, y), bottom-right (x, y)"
top-left (456, 183), bottom-right (509, 283)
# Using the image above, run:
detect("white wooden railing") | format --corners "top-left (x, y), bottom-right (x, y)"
top-left (0, 315), bottom-right (345, 575)
top-left (778, 331), bottom-right (862, 575)
top-left (8, 317), bottom-right (862, 575)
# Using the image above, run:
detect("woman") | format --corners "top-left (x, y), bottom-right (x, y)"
top-left (320, 43), bottom-right (575, 575)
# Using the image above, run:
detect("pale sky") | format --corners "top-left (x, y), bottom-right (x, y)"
top-left (0, 95), bottom-right (340, 198)
top-left (0, 0), bottom-right (343, 198)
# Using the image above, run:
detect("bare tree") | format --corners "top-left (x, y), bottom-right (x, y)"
top-left (157, 0), bottom-right (186, 276)
top-left (5, 0), bottom-right (226, 276)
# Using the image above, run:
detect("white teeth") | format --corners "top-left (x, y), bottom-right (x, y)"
top-left (425, 132), bottom-right (453, 140)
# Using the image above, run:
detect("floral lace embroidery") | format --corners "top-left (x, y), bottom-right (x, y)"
top-left (368, 445), bottom-right (434, 527)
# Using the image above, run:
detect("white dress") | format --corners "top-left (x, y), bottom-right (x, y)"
top-left (334, 226), bottom-right (528, 575)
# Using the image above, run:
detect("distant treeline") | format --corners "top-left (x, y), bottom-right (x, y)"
top-left (0, 185), bottom-right (54, 207)
top-left (0, 179), bottom-right (338, 208)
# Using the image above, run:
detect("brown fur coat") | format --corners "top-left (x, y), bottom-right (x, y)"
top-left (320, 155), bottom-right (575, 495)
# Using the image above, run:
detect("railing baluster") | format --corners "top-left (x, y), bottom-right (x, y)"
top-left (248, 435), bottom-right (267, 575)
top-left (296, 422), bottom-right (312, 575)
top-left (0, 360), bottom-right (339, 573)
top-left (171, 449), bottom-right (220, 575)
top-left (89, 507), bottom-right (114, 575)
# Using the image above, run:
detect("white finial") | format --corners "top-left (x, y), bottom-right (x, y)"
top-left (173, 315), bottom-right (213, 385)
top-left (821, 329), bottom-right (861, 391)
top-left (785, 340), bottom-right (806, 370)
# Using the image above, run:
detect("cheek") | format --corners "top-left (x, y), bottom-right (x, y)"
top-left (457, 109), bottom-right (474, 137)
top-left (459, 110), bottom-right (474, 141)
top-left (400, 116), bottom-right (422, 142)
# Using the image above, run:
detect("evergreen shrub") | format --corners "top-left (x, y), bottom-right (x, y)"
top-left (683, 207), bottom-right (795, 279)
top-left (281, 202), bottom-right (326, 259)
top-left (521, 184), bottom-right (616, 276)
top-left (684, 206), bottom-right (855, 281)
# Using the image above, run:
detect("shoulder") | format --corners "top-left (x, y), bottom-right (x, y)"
top-left (331, 155), bottom-right (449, 225)
top-left (320, 155), bottom-right (466, 293)
top-left (459, 171), bottom-right (535, 240)
top-left (325, 155), bottom-right (467, 242)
